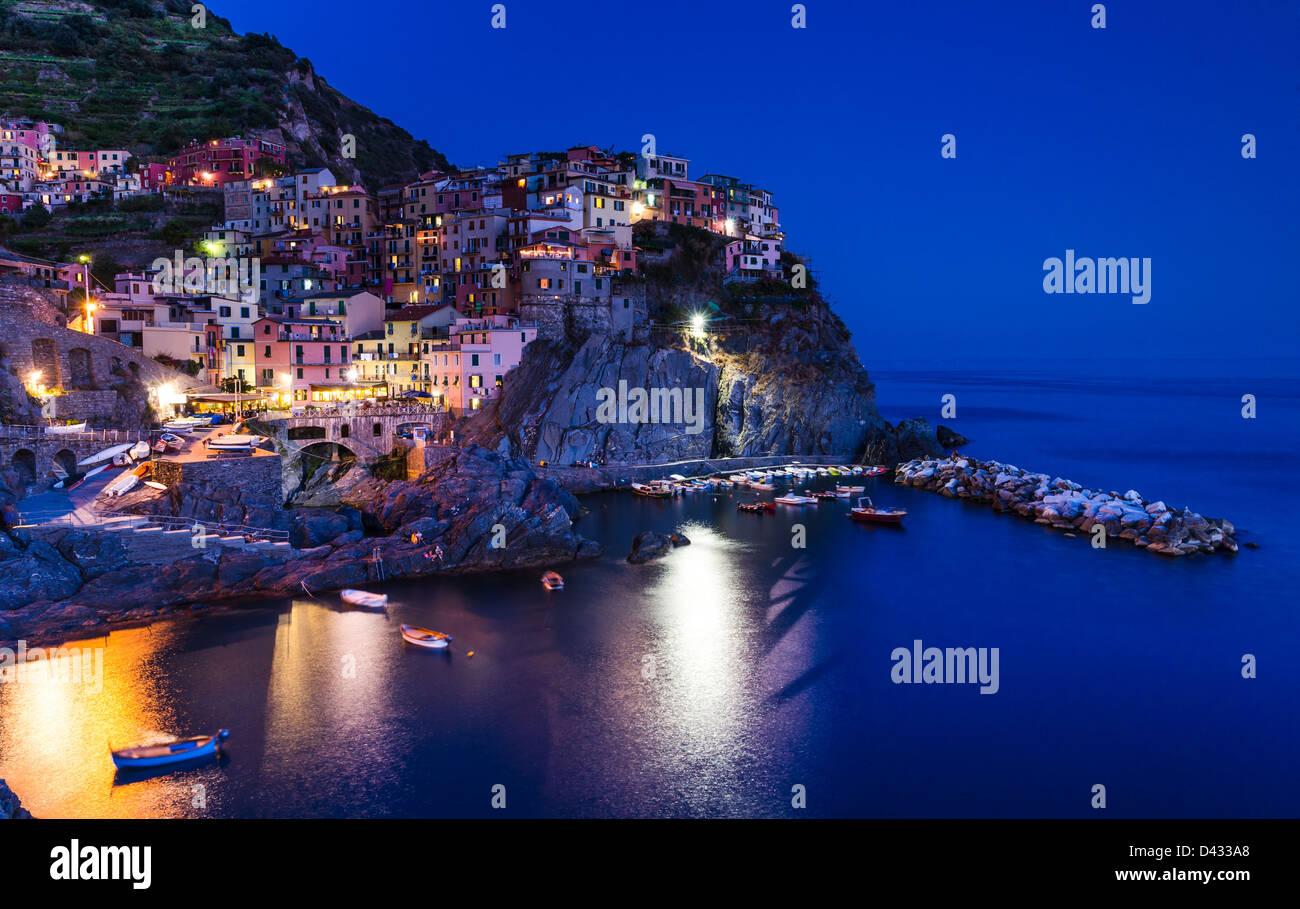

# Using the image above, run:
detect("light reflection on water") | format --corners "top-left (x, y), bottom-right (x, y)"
top-left (0, 449), bottom-right (1293, 817)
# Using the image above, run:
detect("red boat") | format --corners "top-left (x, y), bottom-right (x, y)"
top-left (738, 502), bottom-right (775, 514)
top-left (848, 496), bottom-right (906, 525)
top-left (864, 466), bottom-right (889, 477)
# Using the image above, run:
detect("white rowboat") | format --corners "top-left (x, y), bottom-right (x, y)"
top-left (341, 589), bottom-right (387, 609)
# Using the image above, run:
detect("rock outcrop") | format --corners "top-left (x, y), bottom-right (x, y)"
top-left (0, 445), bottom-right (600, 643)
top-left (462, 330), bottom-right (954, 468)
top-left (895, 456), bottom-right (1239, 556)
top-left (0, 780), bottom-right (32, 819)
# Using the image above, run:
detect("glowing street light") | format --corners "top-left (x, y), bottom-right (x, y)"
top-left (77, 255), bottom-right (94, 333)
top-left (690, 312), bottom-right (706, 339)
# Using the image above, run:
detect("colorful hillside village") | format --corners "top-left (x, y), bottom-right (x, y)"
top-left (1, 121), bottom-right (785, 415)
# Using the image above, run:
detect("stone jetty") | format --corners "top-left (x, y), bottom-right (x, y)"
top-left (894, 456), bottom-right (1238, 556)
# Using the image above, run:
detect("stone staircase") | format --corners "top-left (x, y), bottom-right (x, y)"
top-left (99, 519), bottom-right (292, 563)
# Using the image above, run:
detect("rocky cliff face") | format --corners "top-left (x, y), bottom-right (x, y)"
top-left (463, 306), bottom-right (957, 467)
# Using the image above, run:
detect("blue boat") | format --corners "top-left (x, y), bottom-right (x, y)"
top-left (111, 730), bottom-right (230, 769)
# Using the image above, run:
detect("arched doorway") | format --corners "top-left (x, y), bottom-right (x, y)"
top-left (299, 441), bottom-right (357, 488)
top-left (52, 449), bottom-right (78, 481)
top-left (11, 449), bottom-right (36, 484)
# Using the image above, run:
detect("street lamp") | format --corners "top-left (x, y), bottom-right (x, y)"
top-left (78, 255), bottom-right (94, 333)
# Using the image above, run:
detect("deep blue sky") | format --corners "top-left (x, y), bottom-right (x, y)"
top-left (213, 0), bottom-right (1297, 360)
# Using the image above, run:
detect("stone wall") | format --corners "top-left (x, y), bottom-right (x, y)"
top-left (0, 284), bottom-right (200, 394)
top-left (520, 278), bottom-right (647, 344)
top-left (48, 390), bottom-right (118, 423)
top-left (157, 454), bottom-right (283, 505)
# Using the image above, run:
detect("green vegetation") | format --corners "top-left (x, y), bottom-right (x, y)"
top-left (154, 353), bottom-right (201, 376)
top-left (0, 0), bottom-right (451, 188)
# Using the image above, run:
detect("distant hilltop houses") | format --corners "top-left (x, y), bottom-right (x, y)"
top-left (0, 122), bottom-right (787, 416)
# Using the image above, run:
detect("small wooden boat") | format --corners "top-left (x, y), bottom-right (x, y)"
top-left (400, 624), bottom-right (452, 649)
top-left (748, 481), bottom-right (775, 491)
top-left (738, 502), bottom-right (775, 513)
top-left (44, 422), bottom-right (88, 435)
top-left (836, 484), bottom-right (865, 494)
top-left (111, 729), bottom-right (229, 769)
top-left (631, 482), bottom-right (673, 498)
top-left (848, 496), bottom-right (907, 525)
top-left (865, 466), bottom-right (889, 477)
top-left (129, 440), bottom-right (151, 461)
top-left (813, 491), bottom-right (841, 500)
top-left (341, 588), bottom-right (388, 609)
top-left (541, 570), bottom-right (564, 590)
top-left (774, 494), bottom-right (810, 505)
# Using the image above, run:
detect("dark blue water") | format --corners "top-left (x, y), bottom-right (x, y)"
top-left (1, 358), bottom-right (1296, 817)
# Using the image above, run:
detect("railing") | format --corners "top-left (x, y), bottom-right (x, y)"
top-left (0, 425), bottom-right (148, 443)
top-left (268, 403), bottom-right (446, 419)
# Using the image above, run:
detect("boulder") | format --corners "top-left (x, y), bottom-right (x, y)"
top-left (627, 531), bottom-right (675, 564)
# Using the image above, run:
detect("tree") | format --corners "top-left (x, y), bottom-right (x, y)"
top-left (220, 376), bottom-right (252, 394)
top-left (20, 204), bottom-right (51, 231)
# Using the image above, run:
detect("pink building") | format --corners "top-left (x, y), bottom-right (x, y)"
top-left (422, 315), bottom-right (537, 414)
top-left (252, 315), bottom-right (352, 401)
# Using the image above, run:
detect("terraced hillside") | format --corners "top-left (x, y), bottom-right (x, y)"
top-left (0, 0), bottom-right (450, 188)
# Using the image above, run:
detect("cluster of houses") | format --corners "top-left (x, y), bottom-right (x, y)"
top-left (0, 123), bottom-right (283, 211)
top-left (0, 126), bottom-right (787, 416)
top-left (0, 118), bottom-right (163, 209)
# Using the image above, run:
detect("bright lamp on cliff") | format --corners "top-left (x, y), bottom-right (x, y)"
top-left (691, 313), bottom-right (706, 337)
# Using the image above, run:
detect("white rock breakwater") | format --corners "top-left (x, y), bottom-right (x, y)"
top-left (894, 457), bottom-right (1238, 556)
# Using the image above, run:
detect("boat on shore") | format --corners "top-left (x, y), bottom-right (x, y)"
top-left (208, 433), bottom-right (263, 452)
top-left (865, 466), bottom-right (889, 477)
top-left (341, 589), bottom-right (388, 609)
top-left (631, 481), bottom-right (675, 498)
top-left (848, 496), bottom-right (907, 525)
top-left (77, 443), bottom-right (133, 468)
top-left (111, 730), bottom-right (229, 769)
top-left (541, 570), bottom-right (564, 590)
top-left (101, 463), bottom-right (149, 498)
top-left (129, 440), bottom-right (151, 460)
top-left (400, 624), bottom-right (452, 649)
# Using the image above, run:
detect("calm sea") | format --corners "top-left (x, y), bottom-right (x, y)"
top-left (1, 358), bottom-right (1296, 817)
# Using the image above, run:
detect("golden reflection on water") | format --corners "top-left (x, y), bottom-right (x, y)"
top-left (0, 626), bottom-right (188, 818)
top-left (261, 600), bottom-right (403, 779)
